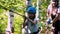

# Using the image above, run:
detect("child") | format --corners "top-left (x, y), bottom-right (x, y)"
top-left (22, 6), bottom-right (39, 34)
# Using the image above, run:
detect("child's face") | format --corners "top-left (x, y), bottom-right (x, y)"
top-left (28, 13), bottom-right (35, 19)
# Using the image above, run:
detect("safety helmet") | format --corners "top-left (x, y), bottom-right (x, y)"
top-left (27, 6), bottom-right (36, 14)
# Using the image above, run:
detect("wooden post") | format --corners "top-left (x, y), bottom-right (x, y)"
top-left (36, 0), bottom-right (39, 18)
top-left (6, 9), bottom-right (14, 34)
top-left (37, 0), bottom-right (41, 33)
top-left (36, 0), bottom-right (41, 19)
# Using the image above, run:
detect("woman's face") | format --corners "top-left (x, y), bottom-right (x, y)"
top-left (52, 2), bottom-right (56, 7)
top-left (52, 2), bottom-right (58, 7)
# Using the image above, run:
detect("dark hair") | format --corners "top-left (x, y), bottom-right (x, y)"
top-left (52, 0), bottom-right (59, 2)
top-left (52, 0), bottom-right (59, 8)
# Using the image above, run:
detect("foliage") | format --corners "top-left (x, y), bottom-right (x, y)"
top-left (0, 0), bottom-right (50, 34)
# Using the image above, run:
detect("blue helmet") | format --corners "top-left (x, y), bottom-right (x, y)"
top-left (27, 6), bottom-right (36, 14)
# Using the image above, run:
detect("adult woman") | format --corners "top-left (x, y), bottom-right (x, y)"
top-left (50, 0), bottom-right (60, 34)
